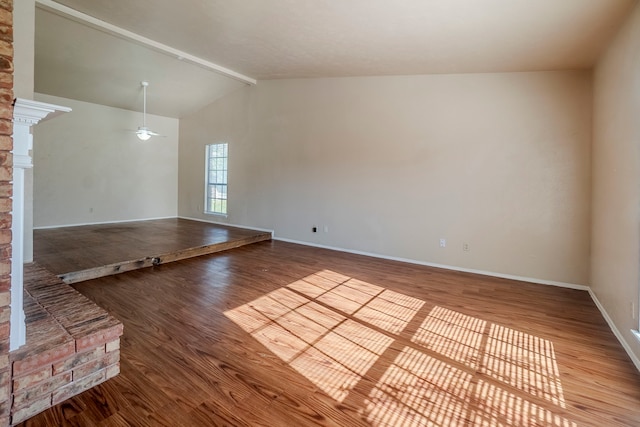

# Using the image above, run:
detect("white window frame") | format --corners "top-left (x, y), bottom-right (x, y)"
top-left (204, 143), bottom-right (228, 216)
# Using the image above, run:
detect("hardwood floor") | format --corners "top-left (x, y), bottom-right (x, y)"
top-left (33, 218), bottom-right (270, 283)
top-left (19, 240), bottom-right (640, 426)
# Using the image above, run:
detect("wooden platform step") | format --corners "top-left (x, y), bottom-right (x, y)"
top-left (58, 231), bottom-right (272, 284)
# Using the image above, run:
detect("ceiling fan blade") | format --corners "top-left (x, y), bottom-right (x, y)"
top-left (135, 127), bottom-right (165, 140)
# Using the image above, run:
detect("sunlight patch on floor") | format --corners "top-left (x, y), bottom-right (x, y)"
top-left (365, 347), bottom-right (472, 427)
top-left (224, 269), bottom-right (576, 427)
top-left (412, 306), bottom-right (486, 369)
top-left (482, 324), bottom-right (565, 406)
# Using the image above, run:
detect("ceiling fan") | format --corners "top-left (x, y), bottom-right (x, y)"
top-left (136, 81), bottom-right (160, 141)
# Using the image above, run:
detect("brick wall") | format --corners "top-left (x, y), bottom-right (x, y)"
top-left (9, 265), bottom-right (122, 424)
top-left (0, 1), bottom-right (11, 426)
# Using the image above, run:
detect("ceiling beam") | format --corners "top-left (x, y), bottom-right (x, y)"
top-left (35, 0), bottom-right (257, 85)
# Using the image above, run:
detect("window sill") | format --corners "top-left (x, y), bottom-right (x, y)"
top-left (204, 212), bottom-right (228, 218)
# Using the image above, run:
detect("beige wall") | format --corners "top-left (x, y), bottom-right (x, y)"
top-left (179, 71), bottom-right (592, 285)
top-left (13, 0), bottom-right (34, 99)
top-left (33, 94), bottom-right (179, 227)
top-left (591, 3), bottom-right (640, 361)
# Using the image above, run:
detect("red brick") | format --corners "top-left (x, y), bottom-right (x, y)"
top-left (0, 88), bottom-right (10, 106)
top-left (74, 350), bottom-right (119, 380)
top-left (11, 394), bottom-right (50, 425)
top-left (0, 322), bottom-right (7, 340)
top-left (0, 292), bottom-right (7, 307)
top-left (0, 11), bottom-right (10, 30)
top-left (0, 166), bottom-right (10, 182)
top-left (13, 366), bottom-right (51, 392)
top-left (0, 400), bottom-right (7, 419)
top-left (0, 198), bottom-right (11, 212)
top-left (0, 119), bottom-right (11, 136)
top-left (0, 229), bottom-right (9, 244)
top-left (0, 70), bottom-right (11, 89)
top-left (105, 339), bottom-right (119, 353)
top-left (52, 345), bottom-right (104, 375)
top-left (0, 136), bottom-right (11, 151)
top-left (0, 369), bottom-right (7, 401)
top-left (0, 57), bottom-right (12, 74)
top-left (0, 275), bottom-right (8, 292)
top-left (12, 371), bottom-right (71, 409)
top-left (0, 40), bottom-right (10, 58)
top-left (51, 370), bottom-right (105, 406)
top-left (12, 341), bottom-right (75, 376)
top-left (106, 350), bottom-right (120, 366)
top-left (0, 149), bottom-right (9, 166)
top-left (75, 326), bottom-right (124, 352)
top-left (0, 397), bottom-right (7, 418)
top-left (0, 184), bottom-right (11, 199)
top-left (105, 363), bottom-right (120, 381)
top-left (0, 261), bottom-right (9, 277)
top-left (0, 355), bottom-right (7, 371)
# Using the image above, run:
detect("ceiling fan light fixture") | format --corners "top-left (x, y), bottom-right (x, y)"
top-left (136, 127), bottom-right (152, 141)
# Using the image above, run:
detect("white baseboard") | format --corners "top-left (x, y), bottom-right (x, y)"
top-left (31, 218), bottom-right (640, 372)
top-left (275, 237), bottom-right (640, 372)
top-left (588, 289), bottom-right (640, 372)
top-left (273, 237), bottom-right (589, 291)
top-left (33, 215), bottom-right (178, 230)
top-left (178, 216), bottom-right (275, 235)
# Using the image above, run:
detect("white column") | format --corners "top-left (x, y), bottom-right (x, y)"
top-left (11, 99), bottom-right (71, 351)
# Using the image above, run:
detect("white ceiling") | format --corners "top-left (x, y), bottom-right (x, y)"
top-left (35, 8), bottom-right (247, 118)
top-left (35, 0), bottom-right (637, 118)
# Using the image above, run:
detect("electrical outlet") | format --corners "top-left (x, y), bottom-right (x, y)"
top-left (463, 243), bottom-right (470, 252)
top-left (439, 238), bottom-right (446, 248)
top-left (312, 226), bottom-right (317, 233)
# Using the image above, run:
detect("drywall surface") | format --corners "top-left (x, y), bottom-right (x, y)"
top-left (592, 3), bottom-right (640, 361)
top-left (14, 0), bottom-right (35, 99)
top-left (179, 71), bottom-right (592, 285)
top-left (33, 94), bottom-right (179, 227)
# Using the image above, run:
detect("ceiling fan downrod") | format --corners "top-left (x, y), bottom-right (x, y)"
top-left (137, 80), bottom-right (157, 141)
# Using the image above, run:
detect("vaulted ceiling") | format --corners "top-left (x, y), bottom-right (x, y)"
top-left (35, 0), bottom-right (637, 118)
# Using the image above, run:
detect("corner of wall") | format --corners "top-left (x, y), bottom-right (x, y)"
top-left (590, 1), bottom-right (640, 370)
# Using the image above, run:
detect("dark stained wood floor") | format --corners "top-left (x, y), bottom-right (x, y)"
top-left (33, 218), bottom-right (270, 282)
top-left (20, 240), bottom-right (640, 426)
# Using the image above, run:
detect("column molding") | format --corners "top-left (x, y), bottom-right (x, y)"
top-left (10, 98), bottom-right (71, 351)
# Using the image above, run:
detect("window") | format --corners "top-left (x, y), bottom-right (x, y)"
top-left (205, 143), bottom-right (228, 215)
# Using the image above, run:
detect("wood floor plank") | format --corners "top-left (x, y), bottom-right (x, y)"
top-left (34, 218), bottom-right (271, 278)
top-left (59, 233), bottom-right (271, 285)
top-left (20, 239), bottom-right (640, 426)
